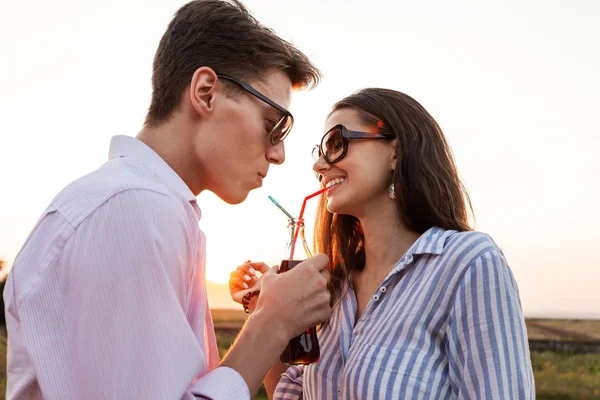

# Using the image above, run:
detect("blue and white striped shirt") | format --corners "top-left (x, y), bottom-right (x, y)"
top-left (274, 227), bottom-right (535, 399)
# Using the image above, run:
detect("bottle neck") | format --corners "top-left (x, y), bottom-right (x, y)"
top-left (286, 218), bottom-right (312, 260)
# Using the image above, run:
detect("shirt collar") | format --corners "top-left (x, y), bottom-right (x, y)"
top-left (108, 135), bottom-right (199, 207)
top-left (410, 226), bottom-right (455, 256)
top-left (389, 226), bottom-right (454, 275)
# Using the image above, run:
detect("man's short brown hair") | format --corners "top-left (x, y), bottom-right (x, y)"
top-left (145, 0), bottom-right (321, 127)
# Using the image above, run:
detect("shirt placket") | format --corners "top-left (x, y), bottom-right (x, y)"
top-left (340, 253), bottom-right (417, 399)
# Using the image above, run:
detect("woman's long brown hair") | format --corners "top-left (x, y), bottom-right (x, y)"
top-left (314, 88), bottom-right (473, 307)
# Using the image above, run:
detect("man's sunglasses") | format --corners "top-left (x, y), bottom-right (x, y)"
top-left (217, 74), bottom-right (294, 145)
top-left (312, 124), bottom-right (395, 181)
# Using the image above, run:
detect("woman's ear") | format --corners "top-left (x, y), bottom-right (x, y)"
top-left (389, 138), bottom-right (398, 171)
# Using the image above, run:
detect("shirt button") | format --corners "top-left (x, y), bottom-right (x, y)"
top-left (380, 286), bottom-right (387, 293)
top-left (373, 294), bottom-right (380, 301)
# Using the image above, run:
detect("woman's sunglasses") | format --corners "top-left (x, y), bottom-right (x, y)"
top-left (312, 124), bottom-right (394, 181)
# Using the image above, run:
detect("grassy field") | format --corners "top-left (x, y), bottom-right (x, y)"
top-left (0, 314), bottom-right (599, 399)
top-left (533, 351), bottom-right (600, 399)
top-left (527, 318), bottom-right (600, 341)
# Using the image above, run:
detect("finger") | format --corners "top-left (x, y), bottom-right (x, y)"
top-left (231, 269), bottom-right (260, 284)
top-left (229, 277), bottom-right (248, 290)
top-left (235, 261), bottom-right (266, 277)
top-left (246, 261), bottom-right (270, 275)
top-left (230, 270), bottom-right (247, 279)
top-left (231, 288), bottom-right (254, 303)
top-left (235, 259), bottom-right (251, 268)
top-left (263, 264), bottom-right (279, 277)
top-left (310, 254), bottom-right (329, 271)
top-left (248, 275), bottom-right (261, 286)
top-left (246, 279), bottom-right (261, 291)
top-left (294, 254), bottom-right (329, 272)
top-left (235, 264), bottom-right (253, 274)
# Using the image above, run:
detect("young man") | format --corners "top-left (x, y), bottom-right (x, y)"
top-left (3, 1), bottom-right (331, 399)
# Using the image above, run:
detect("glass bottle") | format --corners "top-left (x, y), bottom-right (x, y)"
top-left (278, 218), bottom-right (320, 365)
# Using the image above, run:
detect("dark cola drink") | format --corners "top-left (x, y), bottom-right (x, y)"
top-left (278, 259), bottom-right (320, 365)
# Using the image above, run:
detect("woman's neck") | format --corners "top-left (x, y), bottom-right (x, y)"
top-left (350, 205), bottom-right (421, 322)
top-left (358, 206), bottom-right (421, 278)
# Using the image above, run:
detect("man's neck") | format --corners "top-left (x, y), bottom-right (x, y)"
top-left (137, 119), bottom-right (205, 196)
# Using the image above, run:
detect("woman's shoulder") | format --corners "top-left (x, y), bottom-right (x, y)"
top-left (444, 229), bottom-right (502, 254)
top-left (431, 229), bottom-right (508, 273)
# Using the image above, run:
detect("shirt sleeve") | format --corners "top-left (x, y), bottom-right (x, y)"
top-left (188, 366), bottom-right (250, 399)
top-left (273, 366), bottom-right (304, 400)
top-left (50, 189), bottom-right (248, 399)
top-left (446, 250), bottom-right (535, 400)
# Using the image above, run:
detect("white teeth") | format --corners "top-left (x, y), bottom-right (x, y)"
top-left (326, 178), bottom-right (345, 188)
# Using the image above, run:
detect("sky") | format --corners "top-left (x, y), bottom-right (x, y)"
top-left (1, 0), bottom-right (599, 317)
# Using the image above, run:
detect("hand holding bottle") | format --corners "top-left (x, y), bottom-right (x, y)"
top-left (254, 254), bottom-right (331, 341)
top-left (229, 260), bottom-right (270, 305)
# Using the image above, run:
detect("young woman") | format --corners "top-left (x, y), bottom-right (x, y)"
top-left (231, 88), bottom-right (535, 399)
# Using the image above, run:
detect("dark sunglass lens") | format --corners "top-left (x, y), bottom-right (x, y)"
top-left (269, 118), bottom-right (284, 145)
top-left (282, 115), bottom-right (293, 137)
top-left (269, 115), bottom-right (293, 145)
top-left (324, 127), bottom-right (344, 161)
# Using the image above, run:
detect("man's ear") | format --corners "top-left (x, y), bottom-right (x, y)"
top-left (189, 67), bottom-right (219, 117)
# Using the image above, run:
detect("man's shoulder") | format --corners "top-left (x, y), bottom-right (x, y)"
top-left (51, 158), bottom-right (173, 227)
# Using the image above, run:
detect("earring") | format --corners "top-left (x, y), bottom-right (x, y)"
top-left (388, 183), bottom-right (396, 200)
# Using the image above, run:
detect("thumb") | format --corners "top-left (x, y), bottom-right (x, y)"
top-left (263, 264), bottom-right (280, 277)
top-left (295, 253), bottom-right (329, 272)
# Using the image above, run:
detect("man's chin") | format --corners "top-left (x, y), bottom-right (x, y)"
top-left (213, 189), bottom-right (250, 205)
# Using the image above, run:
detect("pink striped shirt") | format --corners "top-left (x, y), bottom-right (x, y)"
top-left (3, 135), bottom-right (249, 399)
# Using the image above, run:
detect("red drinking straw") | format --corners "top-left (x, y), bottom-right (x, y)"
top-left (289, 187), bottom-right (329, 260)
